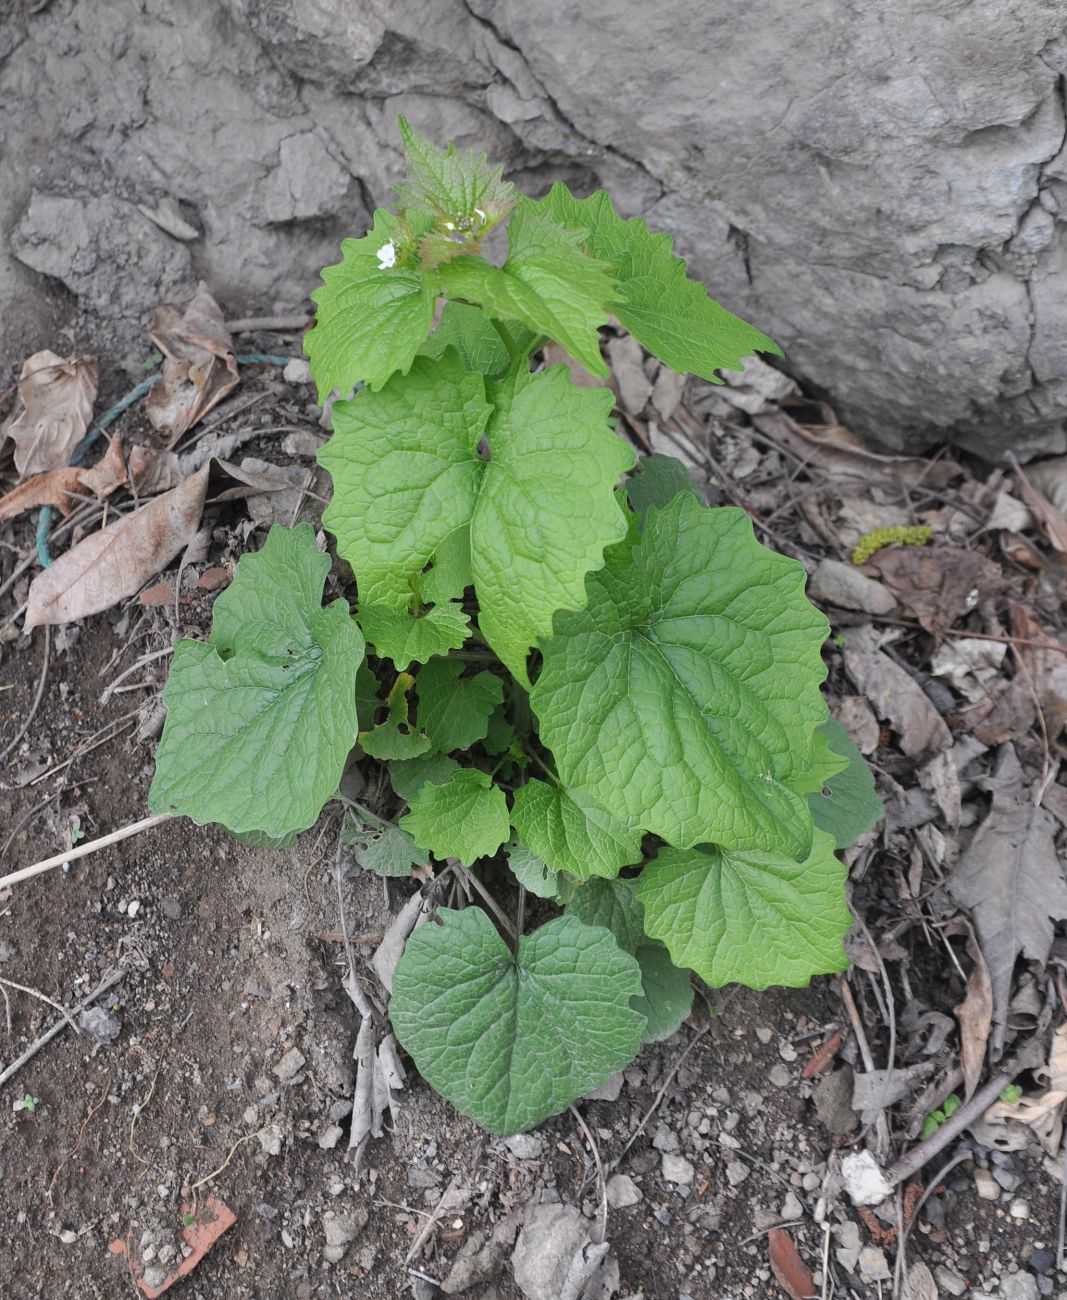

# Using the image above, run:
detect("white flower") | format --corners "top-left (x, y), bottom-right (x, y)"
top-left (376, 240), bottom-right (397, 270)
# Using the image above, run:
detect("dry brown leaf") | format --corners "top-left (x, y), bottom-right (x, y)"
top-left (949, 744), bottom-right (1067, 1054)
top-left (1010, 452), bottom-right (1067, 552)
top-left (146, 283), bottom-right (238, 445)
top-left (128, 444), bottom-right (182, 495)
top-left (974, 1024), bottom-right (1067, 1156)
top-left (24, 467), bottom-right (208, 629)
top-left (1011, 604), bottom-right (1067, 740)
top-left (76, 433), bottom-right (127, 498)
top-left (869, 546), bottom-right (1003, 640)
top-left (0, 466), bottom-right (86, 522)
top-left (843, 626), bottom-right (951, 758)
top-left (945, 916), bottom-right (993, 1099)
top-left (1, 350), bottom-right (98, 478)
top-left (768, 1227), bottom-right (815, 1300)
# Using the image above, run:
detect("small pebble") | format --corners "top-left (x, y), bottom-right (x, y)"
top-left (769, 1064), bottom-right (792, 1088)
top-left (1008, 1198), bottom-right (1030, 1220)
top-left (273, 1047), bottom-right (306, 1083)
top-left (934, 1265), bottom-right (967, 1296)
top-left (974, 1167), bottom-right (999, 1200)
top-left (606, 1174), bottom-right (642, 1209)
top-left (504, 1133), bottom-right (544, 1160)
top-left (755, 1027), bottom-right (773, 1044)
top-left (780, 1191), bottom-right (803, 1220)
top-left (725, 1160), bottom-right (749, 1187)
top-left (127, 900), bottom-right (140, 918)
top-left (1029, 1247), bottom-right (1055, 1274)
top-left (661, 1153), bottom-right (695, 1185)
top-left (653, 1124), bottom-right (679, 1153)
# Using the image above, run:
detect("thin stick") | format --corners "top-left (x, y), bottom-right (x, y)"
top-left (99, 646), bottom-right (172, 705)
top-left (225, 314), bottom-right (310, 333)
top-left (403, 1173), bottom-right (460, 1266)
top-left (0, 812), bottom-right (174, 890)
top-left (462, 867), bottom-right (516, 941)
top-left (0, 968), bottom-right (124, 1089)
top-left (0, 626), bottom-right (50, 767)
top-left (129, 1057), bottom-right (164, 1165)
top-left (608, 1020), bottom-right (712, 1172)
top-left (570, 1104), bottom-right (608, 1245)
top-left (0, 977), bottom-right (80, 1035)
top-left (840, 977), bottom-right (891, 1157)
top-left (188, 1130), bottom-right (261, 1192)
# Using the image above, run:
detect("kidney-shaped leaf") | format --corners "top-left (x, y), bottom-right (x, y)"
top-left (532, 493), bottom-right (830, 858)
top-left (635, 828), bottom-right (849, 989)
top-left (400, 768), bottom-right (510, 866)
top-left (510, 778), bottom-right (642, 882)
top-left (149, 524), bottom-right (364, 838)
top-left (391, 909), bottom-right (644, 1133)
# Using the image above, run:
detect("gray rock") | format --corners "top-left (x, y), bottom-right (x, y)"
top-left (934, 1265), bottom-right (968, 1297)
top-left (1000, 1273), bottom-right (1040, 1300)
top-left (273, 1046), bottom-right (306, 1083)
top-left (606, 1173), bottom-right (642, 1208)
top-left (725, 1160), bottom-right (749, 1187)
top-left (2, 0), bottom-right (1066, 458)
top-left (662, 1153), bottom-right (696, 1185)
top-left (505, 1132), bottom-right (544, 1160)
top-left (858, 1245), bottom-right (891, 1282)
top-left (974, 1167), bottom-right (1000, 1200)
top-left (322, 1208), bottom-right (367, 1264)
top-left (511, 1203), bottom-right (614, 1300)
top-left (808, 561), bottom-right (898, 616)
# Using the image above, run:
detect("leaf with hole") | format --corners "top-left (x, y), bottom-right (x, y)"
top-left (805, 717), bottom-right (884, 849)
top-left (359, 601), bottom-right (471, 670)
top-left (360, 672), bottom-right (431, 761)
top-left (390, 909), bottom-right (644, 1133)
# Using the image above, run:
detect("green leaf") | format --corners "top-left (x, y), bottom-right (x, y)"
top-left (473, 364), bottom-right (634, 678)
top-left (483, 704), bottom-right (515, 757)
top-left (355, 661), bottom-right (382, 726)
top-left (391, 909), bottom-right (644, 1133)
top-left (806, 717), bottom-right (884, 850)
top-left (360, 672), bottom-right (431, 761)
top-left (150, 525), bottom-right (364, 838)
top-left (632, 941), bottom-right (694, 1044)
top-left (359, 601), bottom-right (471, 670)
top-left (511, 778), bottom-right (642, 883)
top-left (565, 878), bottom-right (645, 952)
top-left (536, 183), bottom-right (780, 381)
top-left (389, 752), bottom-right (462, 804)
top-left (627, 453), bottom-right (703, 515)
top-left (231, 828), bottom-right (300, 851)
top-left (532, 493), bottom-right (829, 858)
top-left (564, 878), bottom-right (694, 1043)
top-left (438, 196), bottom-right (616, 376)
top-left (416, 657), bottom-right (504, 752)
top-left (319, 351), bottom-right (490, 611)
top-left (506, 837), bottom-right (560, 899)
top-left (305, 211), bottom-right (437, 401)
top-left (415, 526), bottom-right (473, 606)
top-left (789, 722), bottom-right (850, 796)
top-left (344, 815), bottom-right (429, 878)
top-left (320, 352), bottom-right (634, 679)
top-left (400, 768), bottom-right (510, 865)
top-left (396, 116), bottom-right (515, 229)
top-left (419, 302), bottom-right (525, 377)
top-left (635, 828), bottom-right (849, 989)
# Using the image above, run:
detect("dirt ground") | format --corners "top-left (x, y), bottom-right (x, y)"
top-left (2, 333), bottom-right (1067, 1300)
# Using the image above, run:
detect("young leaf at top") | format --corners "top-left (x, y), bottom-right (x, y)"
top-left (627, 452), bottom-right (703, 516)
top-left (390, 909), bottom-right (644, 1133)
top-left (564, 878), bottom-right (694, 1044)
top-left (400, 768), bottom-right (509, 866)
top-left (150, 525), bottom-right (364, 839)
top-left (805, 718), bottom-right (884, 849)
top-left (359, 601), bottom-right (471, 670)
top-left (319, 350), bottom-right (634, 680)
top-left (360, 672), bottom-right (431, 761)
top-left (438, 197), bottom-right (617, 377)
top-left (532, 493), bottom-right (830, 858)
top-left (304, 211), bottom-right (437, 402)
top-left (510, 777), bottom-right (642, 882)
top-left (396, 116), bottom-right (515, 234)
top-left (635, 827), bottom-right (849, 989)
top-left (419, 301), bottom-right (530, 378)
top-left (536, 183), bottom-right (780, 382)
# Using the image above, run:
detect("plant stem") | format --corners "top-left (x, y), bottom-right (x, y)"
top-left (491, 318), bottom-right (522, 366)
top-left (515, 883), bottom-right (526, 940)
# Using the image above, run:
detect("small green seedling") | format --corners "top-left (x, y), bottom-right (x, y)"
top-left (921, 1092), bottom-right (962, 1139)
top-left (14, 1092), bottom-right (39, 1114)
top-left (180, 1212), bottom-right (198, 1228)
top-left (999, 1083), bottom-right (1023, 1104)
top-left (149, 121), bottom-right (884, 1135)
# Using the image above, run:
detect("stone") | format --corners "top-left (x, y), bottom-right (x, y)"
top-left (653, 1124), bottom-right (679, 1153)
top-left (1000, 1274), bottom-right (1040, 1300)
top-left (511, 1204), bottom-right (615, 1300)
top-left (273, 1046), bottom-right (306, 1083)
top-left (858, 1245), bottom-right (891, 1283)
top-left (808, 561), bottom-right (898, 616)
top-left (934, 1265), bottom-right (968, 1297)
top-left (779, 1191), bottom-right (803, 1220)
top-left (769, 1064), bottom-right (792, 1088)
top-left (1, 0), bottom-right (1065, 460)
top-left (725, 1160), bottom-right (749, 1187)
top-left (814, 1068), bottom-right (858, 1136)
top-left (1030, 1247), bottom-right (1056, 1274)
top-left (321, 1208), bottom-right (367, 1264)
top-left (606, 1173), bottom-right (642, 1208)
top-left (1009, 1197), bottom-right (1031, 1219)
top-left (504, 1133), bottom-right (544, 1160)
top-left (974, 1167), bottom-right (1001, 1200)
top-left (662, 1153), bottom-right (696, 1185)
